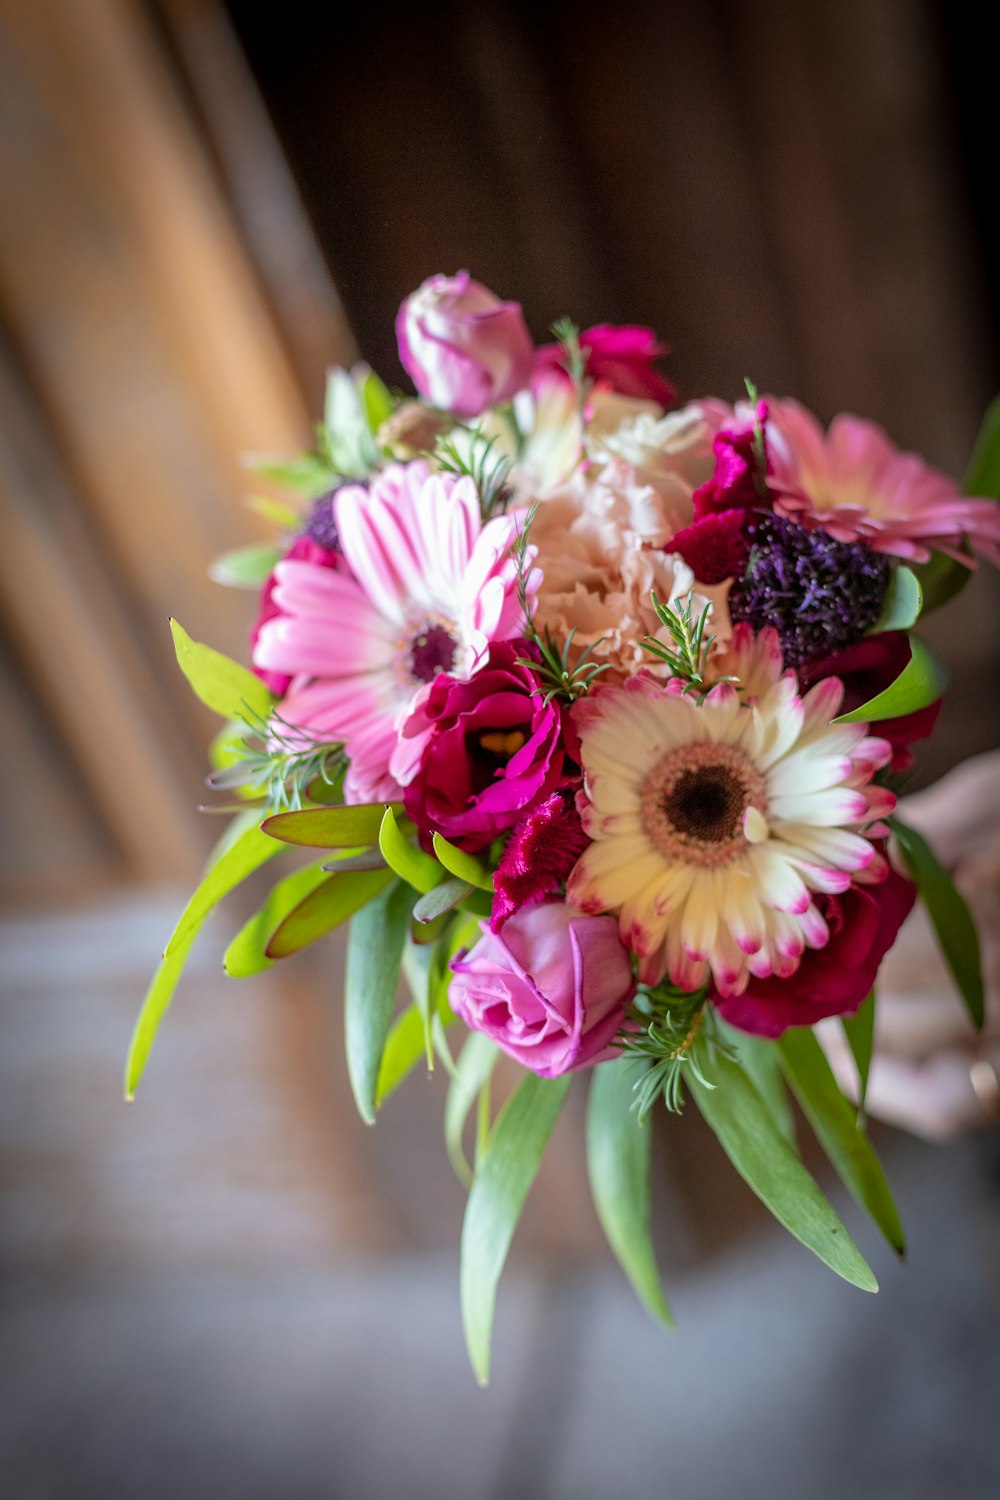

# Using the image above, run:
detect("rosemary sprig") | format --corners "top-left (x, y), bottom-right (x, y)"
top-left (208, 707), bottom-right (345, 815)
top-left (640, 590), bottom-right (721, 692)
top-left (616, 985), bottom-right (729, 1118)
top-left (550, 316), bottom-right (591, 431)
top-left (435, 427), bottom-right (513, 519)
top-left (511, 505), bottom-right (610, 704)
top-left (743, 376), bottom-right (769, 498)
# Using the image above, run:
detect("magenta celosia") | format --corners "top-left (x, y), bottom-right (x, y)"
top-left (534, 324), bottom-right (676, 407)
top-left (490, 792), bottom-right (590, 932)
top-left (667, 508), bottom-right (750, 585)
top-left (692, 401), bottom-right (769, 519)
top-left (398, 642), bottom-right (565, 852)
top-left (449, 902), bottom-right (635, 1077)
top-left (713, 863), bottom-right (916, 1036)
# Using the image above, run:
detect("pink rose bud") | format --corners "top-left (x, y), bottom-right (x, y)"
top-left (396, 271), bottom-right (534, 418)
top-left (450, 902), bottom-right (635, 1078)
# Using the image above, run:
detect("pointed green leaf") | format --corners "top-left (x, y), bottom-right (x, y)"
top-left (890, 817), bottom-right (985, 1028)
top-left (246, 452), bottom-right (337, 496)
top-left (461, 1073), bottom-right (572, 1384)
top-left (208, 543), bottom-right (280, 589)
top-left (688, 1050), bottom-right (878, 1291)
top-left (870, 566), bottom-right (922, 633)
top-left (445, 1031), bottom-right (500, 1187)
top-left (376, 1003), bottom-right (431, 1106)
top-left (360, 368), bottom-right (395, 433)
top-left (126, 821), bottom-right (283, 1097)
top-left (324, 367), bottom-right (377, 477)
top-left (719, 1023), bottom-right (796, 1146)
top-left (262, 804), bottom-right (399, 849)
top-left (170, 619), bottom-right (274, 722)
top-left (246, 492), bottom-right (302, 528)
top-left (413, 876), bottom-right (474, 924)
top-left (910, 550), bottom-right (971, 612)
top-left (842, 990), bottom-right (876, 1116)
top-left (208, 719), bottom-right (248, 774)
top-left (379, 806), bottom-right (442, 893)
top-left (778, 1026), bottom-right (905, 1255)
top-left (344, 881), bottom-right (416, 1123)
top-left (431, 833), bottom-right (495, 892)
top-left (224, 861), bottom-right (330, 976)
top-left (834, 633), bottom-right (947, 723)
top-left (586, 1058), bottom-right (672, 1326)
top-left (963, 392), bottom-right (1000, 498)
top-left (266, 867), bottom-right (392, 959)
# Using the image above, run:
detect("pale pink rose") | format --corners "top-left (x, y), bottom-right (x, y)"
top-left (396, 271), bottom-right (534, 419)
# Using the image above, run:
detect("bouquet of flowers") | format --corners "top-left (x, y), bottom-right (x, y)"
top-left (130, 271), bottom-right (1000, 1382)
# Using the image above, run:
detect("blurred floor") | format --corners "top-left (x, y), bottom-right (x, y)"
top-left (2, 894), bottom-right (1000, 1499)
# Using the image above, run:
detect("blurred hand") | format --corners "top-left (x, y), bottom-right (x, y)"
top-left (821, 750), bottom-right (1000, 1140)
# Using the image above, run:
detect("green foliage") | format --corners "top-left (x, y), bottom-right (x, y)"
top-left (616, 984), bottom-right (719, 1117)
top-left (266, 867), bottom-right (393, 958)
top-left (431, 833), bottom-right (494, 892)
top-left (247, 453), bottom-right (338, 497)
top-left (378, 806), bottom-right (443, 893)
top-left (842, 991), bottom-right (876, 1118)
top-left (208, 544), bottom-right (280, 590)
top-left (321, 366), bottom-right (380, 478)
top-left (890, 817), bottom-right (985, 1029)
top-left (209, 709), bottom-right (345, 815)
top-left (586, 1058), bottom-right (672, 1326)
top-left (435, 428), bottom-right (512, 518)
top-left (412, 877), bottom-right (474, 924)
top-left (224, 861), bottom-right (330, 977)
top-left (445, 1031), bottom-right (501, 1188)
top-left (688, 1047), bottom-right (878, 1292)
top-left (719, 1023), bottom-right (796, 1146)
top-left (125, 821), bottom-right (284, 1098)
top-left (963, 392), bottom-right (1000, 499)
top-left (909, 550), bottom-right (971, 613)
top-left (460, 1073), bottom-right (572, 1384)
top-left (262, 803), bottom-right (397, 849)
top-left (640, 592), bottom-right (725, 691)
top-left (777, 1026), bottom-right (905, 1255)
top-left (170, 619), bottom-right (274, 723)
top-left (376, 1003), bottom-right (433, 1106)
top-left (870, 565), bottom-right (922, 633)
top-left (344, 881), bottom-right (416, 1124)
top-left (834, 633), bottom-right (948, 723)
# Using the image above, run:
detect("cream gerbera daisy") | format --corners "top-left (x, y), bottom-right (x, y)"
top-left (567, 660), bottom-right (896, 995)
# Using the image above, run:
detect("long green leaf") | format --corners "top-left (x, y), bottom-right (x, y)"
top-left (170, 619), bottom-right (273, 722)
top-left (344, 881), bottom-right (415, 1123)
top-left (586, 1059), bottom-right (672, 1326)
top-left (208, 543), bottom-right (280, 589)
top-left (719, 1024), bottom-right (796, 1146)
top-left (835, 633), bottom-right (948, 723)
top-left (842, 990), bottom-right (876, 1116)
top-left (247, 452), bottom-right (337, 496)
top-left (461, 1073), bottom-right (572, 1384)
top-left (910, 550), bottom-right (971, 613)
top-left (688, 1051), bottom-right (878, 1291)
top-left (871, 565), bottom-right (922, 633)
top-left (431, 833), bottom-right (495, 892)
top-left (890, 817), bottom-right (985, 1028)
top-left (445, 1031), bottom-right (501, 1187)
top-left (778, 1027), bottom-right (904, 1255)
top-left (262, 804), bottom-right (397, 849)
top-left (963, 392), bottom-right (1000, 498)
top-left (413, 877), bottom-right (473, 924)
top-left (267, 867), bottom-right (391, 959)
top-left (125, 821), bottom-right (283, 1097)
top-left (224, 861), bottom-right (329, 976)
top-left (379, 806), bottom-right (442, 893)
top-left (377, 1003), bottom-right (431, 1106)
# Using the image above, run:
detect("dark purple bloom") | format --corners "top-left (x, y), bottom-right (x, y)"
top-left (729, 514), bottom-right (891, 669)
top-left (302, 491), bottom-right (342, 552)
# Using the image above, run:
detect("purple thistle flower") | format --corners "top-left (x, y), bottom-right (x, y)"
top-left (729, 514), bottom-right (890, 669)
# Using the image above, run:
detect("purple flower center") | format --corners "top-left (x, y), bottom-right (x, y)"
top-left (409, 623), bottom-right (458, 683)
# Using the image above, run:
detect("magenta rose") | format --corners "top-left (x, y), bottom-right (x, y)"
top-left (799, 631), bottom-right (942, 773)
top-left (450, 901), bottom-right (635, 1077)
top-left (251, 532), bottom-right (339, 698)
top-left (534, 323), bottom-right (676, 407)
top-left (396, 271), bottom-right (534, 419)
top-left (713, 866), bottom-right (916, 1038)
top-left (399, 642), bottom-right (565, 852)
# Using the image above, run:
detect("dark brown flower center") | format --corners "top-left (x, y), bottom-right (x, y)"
top-left (662, 766), bottom-right (747, 845)
top-left (409, 623), bottom-right (458, 683)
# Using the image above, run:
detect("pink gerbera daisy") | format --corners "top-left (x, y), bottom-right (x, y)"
top-left (252, 461), bottom-right (534, 802)
top-left (766, 397), bottom-right (1000, 565)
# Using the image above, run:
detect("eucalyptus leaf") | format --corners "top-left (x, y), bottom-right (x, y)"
top-left (445, 1031), bottom-right (501, 1188)
top-left (890, 817), bottom-right (985, 1028)
top-left (461, 1073), bottom-right (572, 1384)
top-left (208, 543), bottom-right (280, 590)
top-left (224, 861), bottom-right (330, 977)
top-left (376, 1004), bottom-right (431, 1106)
top-left (263, 804), bottom-right (399, 849)
top-left (870, 566), bottom-right (922, 633)
top-left (689, 1050), bottom-right (878, 1291)
top-left (432, 833), bottom-right (495, 892)
top-left (834, 634), bottom-right (947, 723)
top-left (413, 877), bottom-right (474, 924)
top-left (842, 991), bottom-right (876, 1117)
top-left (379, 806), bottom-right (443, 894)
top-left (586, 1058), bottom-right (672, 1326)
top-left (963, 392), bottom-right (1000, 498)
top-left (170, 619), bottom-right (273, 723)
top-left (344, 881), bottom-right (416, 1123)
top-left (266, 867), bottom-right (392, 959)
top-left (778, 1026), bottom-right (904, 1255)
top-left (719, 1023), bottom-right (796, 1146)
top-left (125, 820), bottom-right (283, 1097)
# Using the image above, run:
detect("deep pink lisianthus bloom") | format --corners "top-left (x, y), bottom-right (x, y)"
top-left (691, 401), bottom-right (769, 520)
top-left (534, 324), bottom-right (676, 407)
top-left (397, 642), bottom-right (564, 852)
top-left (396, 271), bottom-right (534, 419)
top-left (490, 792), bottom-right (590, 932)
top-left (765, 398), bottom-right (1000, 565)
top-left (713, 864), bottom-right (916, 1037)
top-left (252, 462), bottom-right (535, 803)
top-left (251, 535), bottom-right (339, 698)
top-left (799, 631), bottom-right (942, 773)
top-left (450, 902), bottom-right (635, 1077)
